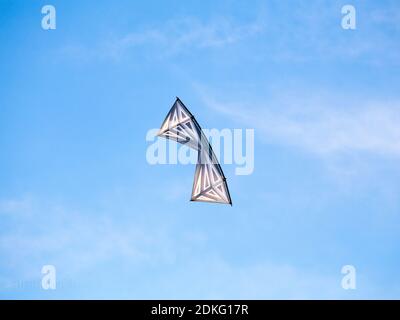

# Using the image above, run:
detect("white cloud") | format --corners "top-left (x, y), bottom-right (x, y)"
top-left (59, 16), bottom-right (264, 62)
top-left (370, 3), bottom-right (400, 29)
top-left (0, 194), bottom-right (393, 299)
top-left (0, 196), bottom-right (33, 216)
top-left (102, 17), bottom-right (263, 60)
top-left (56, 2), bottom-right (400, 66)
top-left (241, 1), bottom-right (400, 65)
top-left (155, 256), bottom-right (343, 299)
top-left (0, 198), bottom-right (176, 280)
top-left (149, 253), bottom-right (391, 299)
top-left (200, 91), bottom-right (400, 158)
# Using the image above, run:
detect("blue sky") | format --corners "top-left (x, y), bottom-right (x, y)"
top-left (1, 0), bottom-right (400, 299)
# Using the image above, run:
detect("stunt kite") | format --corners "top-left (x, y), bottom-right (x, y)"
top-left (158, 97), bottom-right (232, 205)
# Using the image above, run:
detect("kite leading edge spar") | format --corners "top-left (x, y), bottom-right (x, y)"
top-left (157, 97), bottom-right (232, 205)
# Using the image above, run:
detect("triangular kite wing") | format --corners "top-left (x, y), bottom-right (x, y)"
top-left (157, 98), bottom-right (202, 151)
top-left (191, 150), bottom-right (232, 205)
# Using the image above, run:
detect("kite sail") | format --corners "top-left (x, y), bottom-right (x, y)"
top-left (158, 97), bottom-right (232, 205)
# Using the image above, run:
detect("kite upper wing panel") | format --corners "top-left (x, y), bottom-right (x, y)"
top-left (158, 98), bottom-right (202, 151)
top-left (158, 97), bottom-right (232, 205)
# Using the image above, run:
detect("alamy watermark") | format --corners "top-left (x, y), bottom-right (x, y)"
top-left (41, 264), bottom-right (56, 290)
top-left (41, 5), bottom-right (56, 30)
top-left (341, 265), bottom-right (356, 290)
top-left (341, 5), bottom-right (356, 30)
top-left (146, 128), bottom-right (255, 175)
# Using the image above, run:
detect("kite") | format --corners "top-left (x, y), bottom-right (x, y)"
top-left (158, 97), bottom-right (232, 205)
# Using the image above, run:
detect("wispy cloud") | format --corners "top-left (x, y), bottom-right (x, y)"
top-left (199, 89), bottom-right (400, 158)
top-left (0, 197), bottom-right (176, 281)
top-left (103, 17), bottom-right (264, 60)
top-left (59, 16), bottom-right (264, 63)
top-left (370, 2), bottom-right (400, 29)
top-left (56, 2), bottom-right (400, 66)
top-left (0, 196), bottom-right (32, 215)
top-left (0, 194), bottom-right (359, 298)
top-left (155, 256), bottom-right (343, 299)
top-left (242, 0), bottom-right (400, 65)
